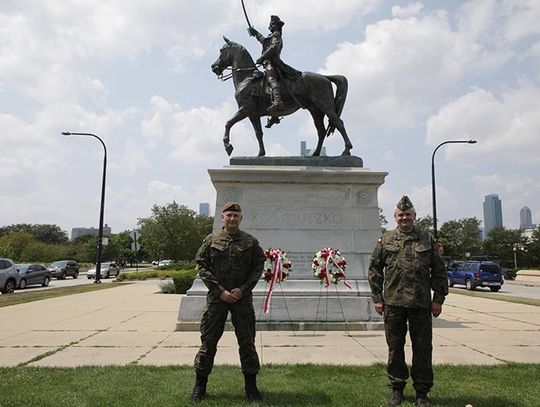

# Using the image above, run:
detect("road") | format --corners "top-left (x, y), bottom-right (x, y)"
top-left (11, 270), bottom-right (539, 300)
top-left (11, 272), bottom-right (118, 294)
top-left (450, 280), bottom-right (540, 300)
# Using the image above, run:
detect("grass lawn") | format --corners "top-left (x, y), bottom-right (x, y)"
top-left (0, 364), bottom-right (538, 406)
top-left (0, 283), bottom-right (128, 308)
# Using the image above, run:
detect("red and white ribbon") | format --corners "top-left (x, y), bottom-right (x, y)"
top-left (314, 247), bottom-right (351, 289)
top-left (263, 251), bottom-right (283, 313)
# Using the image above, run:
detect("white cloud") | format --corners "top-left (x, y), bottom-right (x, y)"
top-left (248, 0), bottom-right (381, 32)
top-left (320, 1), bottom-right (524, 134)
top-left (391, 2), bottom-right (424, 19)
top-left (501, 0), bottom-right (540, 43)
top-left (426, 83), bottom-right (540, 163)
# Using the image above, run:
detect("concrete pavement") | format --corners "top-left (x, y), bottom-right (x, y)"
top-left (0, 280), bottom-right (539, 367)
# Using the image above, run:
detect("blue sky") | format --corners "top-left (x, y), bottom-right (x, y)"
top-left (1, 0), bottom-right (539, 235)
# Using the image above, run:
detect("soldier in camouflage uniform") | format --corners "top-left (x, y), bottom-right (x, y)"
top-left (368, 196), bottom-right (448, 407)
top-left (190, 201), bottom-right (266, 403)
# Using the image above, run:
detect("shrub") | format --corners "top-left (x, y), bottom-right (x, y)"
top-left (503, 268), bottom-right (516, 280)
top-left (116, 268), bottom-right (198, 294)
top-left (159, 280), bottom-right (177, 294)
top-left (172, 270), bottom-right (197, 294)
top-left (157, 261), bottom-right (195, 271)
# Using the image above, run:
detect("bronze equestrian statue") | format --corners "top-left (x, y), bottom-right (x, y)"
top-left (211, 34), bottom-right (353, 157)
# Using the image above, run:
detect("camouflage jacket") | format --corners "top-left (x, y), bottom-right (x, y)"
top-left (368, 226), bottom-right (448, 309)
top-left (195, 228), bottom-right (265, 302)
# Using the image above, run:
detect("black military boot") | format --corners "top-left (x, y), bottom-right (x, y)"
top-left (267, 87), bottom-right (285, 114)
top-left (387, 388), bottom-right (404, 405)
top-left (414, 392), bottom-right (431, 407)
top-left (189, 374), bottom-right (207, 403)
top-left (244, 374), bottom-right (263, 402)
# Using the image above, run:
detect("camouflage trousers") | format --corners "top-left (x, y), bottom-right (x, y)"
top-left (194, 299), bottom-right (260, 378)
top-left (384, 305), bottom-right (433, 394)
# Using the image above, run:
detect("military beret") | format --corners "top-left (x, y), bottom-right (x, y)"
top-left (222, 201), bottom-right (242, 213)
top-left (396, 195), bottom-right (414, 211)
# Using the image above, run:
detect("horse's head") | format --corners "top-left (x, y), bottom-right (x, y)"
top-left (211, 36), bottom-right (254, 77)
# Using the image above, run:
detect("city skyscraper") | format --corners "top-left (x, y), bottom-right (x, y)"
top-left (520, 206), bottom-right (534, 229)
top-left (199, 202), bottom-right (210, 217)
top-left (483, 194), bottom-right (503, 239)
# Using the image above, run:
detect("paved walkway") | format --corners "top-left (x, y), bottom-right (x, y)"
top-left (0, 280), bottom-right (539, 367)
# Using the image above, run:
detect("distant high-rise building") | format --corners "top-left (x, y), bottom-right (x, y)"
top-left (199, 202), bottom-right (210, 217)
top-left (71, 224), bottom-right (112, 240)
top-left (300, 141), bottom-right (325, 157)
top-left (483, 194), bottom-right (503, 239)
top-left (519, 206), bottom-right (534, 229)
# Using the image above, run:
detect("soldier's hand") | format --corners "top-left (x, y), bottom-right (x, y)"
top-left (230, 287), bottom-right (243, 301)
top-left (255, 57), bottom-right (264, 65)
top-left (431, 302), bottom-right (442, 318)
top-left (248, 27), bottom-right (258, 37)
top-left (219, 290), bottom-right (237, 303)
top-left (375, 302), bottom-right (384, 315)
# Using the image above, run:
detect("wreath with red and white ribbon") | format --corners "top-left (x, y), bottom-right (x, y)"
top-left (312, 247), bottom-right (351, 288)
top-left (262, 248), bottom-right (292, 313)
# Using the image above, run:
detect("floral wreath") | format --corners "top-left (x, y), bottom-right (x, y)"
top-left (263, 248), bottom-right (292, 283)
top-left (312, 247), bottom-right (351, 288)
top-left (262, 248), bottom-right (292, 313)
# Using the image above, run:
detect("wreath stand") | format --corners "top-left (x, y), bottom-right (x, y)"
top-left (312, 283), bottom-right (351, 336)
top-left (257, 280), bottom-right (297, 363)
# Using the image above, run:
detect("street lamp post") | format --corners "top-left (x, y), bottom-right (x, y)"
top-left (513, 244), bottom-right (518, 270)
top-left (62, 131), bottom-right (107, 284)
top-left (431, 139), bottom-right (477, 241)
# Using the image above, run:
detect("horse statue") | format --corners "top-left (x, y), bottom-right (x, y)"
top-left (211, 37), bottom-right (353, 157)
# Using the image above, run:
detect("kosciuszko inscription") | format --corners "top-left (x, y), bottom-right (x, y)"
top-left (249, 211), bottom-right (344, 228)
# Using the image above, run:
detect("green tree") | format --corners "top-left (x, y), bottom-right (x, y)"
top-left (0, 243), bottom-right (15, 259)
top-left (524, 228), bottom-right (540, 267)
top-left (20, 241), bottom-right (68, 263)
top-left (483, 228), bottom-right (526, 268)
top-left (67, 235), bottom-right (96, 263)
top-left (438, 217), bottom-right (482, 258)
top-left (0, 224), bottom-right (68, 244)
top-left (31, 224), bottom-right (69, 245)
top-left (138, 202), bottom-right (213, 261)
top-left (0, 232), bottom-right (34, 261)
top-left (110, 231), bottom-right (135, 266)
top-left (415, 215), bottom-right (434, 233)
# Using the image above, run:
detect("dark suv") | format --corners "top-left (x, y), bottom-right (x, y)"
top-left (447, 260), bottom-right (503, 291)
top-left (49, 260), bottom-right (79, 279)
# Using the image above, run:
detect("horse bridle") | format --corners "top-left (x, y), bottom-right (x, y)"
top-left (217, 65), bottom-right (262, 82)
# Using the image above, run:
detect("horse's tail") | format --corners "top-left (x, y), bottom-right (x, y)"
top-left (324, 75), bottom-right (348, 137)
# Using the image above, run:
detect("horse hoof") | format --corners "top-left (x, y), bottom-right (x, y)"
top-left (341, 150), bottom-right (351, 156)
top-left (257, 151), bottom-right (266, 157)
top-left (225, 144), bottom-right (234, 156)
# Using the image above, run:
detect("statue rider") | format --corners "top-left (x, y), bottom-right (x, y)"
top-left (248, 15), bottom-right (300, 119)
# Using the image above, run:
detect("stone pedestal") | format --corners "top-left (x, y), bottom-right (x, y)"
top-left (177, 156), bottom-right (387, 331)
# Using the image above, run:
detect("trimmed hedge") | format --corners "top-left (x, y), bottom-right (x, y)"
top-left (116, 268), bottom-right (197, 294)
top-left (172, 271), bottom-right (197, 293)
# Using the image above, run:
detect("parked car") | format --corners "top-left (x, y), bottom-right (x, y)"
top-left (48, 260), bottom-right (79, 279)
top-left (158, 260), bottom-right (173, 267)
top-left (447, 260), bottom-right (503, 291)
top-left (446, 260), bottom-right (465, 286)
top-left (0, 258), bottom-right (19, 294)
top-left (87, 262), bottom-right (121, 279)
top-left (16, 264), bottom-right (51, 288)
